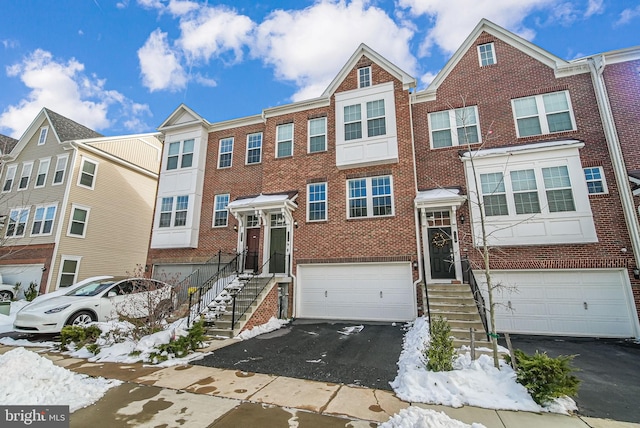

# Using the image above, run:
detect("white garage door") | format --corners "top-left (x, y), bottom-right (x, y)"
top-left (297, 262), bottom-right (416, 322)
top-left (475, 269), bottom-right (640, 338)
top-left (0, 264), bottom-right (45, 297)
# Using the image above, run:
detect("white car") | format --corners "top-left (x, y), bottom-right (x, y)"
top-left (28, 275), bottom-right (113, 304)
top-left (13, 277), bottom-right (174, 334)
top-left (0, 283), bottom-right (17, 302)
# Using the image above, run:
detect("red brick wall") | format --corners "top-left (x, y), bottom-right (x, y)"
top-left (240, 283), bottom-right (279, 332)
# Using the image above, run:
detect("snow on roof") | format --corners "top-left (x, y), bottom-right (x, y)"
top-left (415, 187), bottom-right (466, 207)
top-left (460, 139), bottom-right (583, 159)
top-left (227, 193), bottom-right (293, 209)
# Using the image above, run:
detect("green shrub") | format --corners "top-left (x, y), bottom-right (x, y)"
top-left (507, 349), bottom-right (580, 405)
top-left (425, 316), bottom-right (456, 372)
top-left (24, 282), bottom-right (38, 302)
top-left (12, 283), bottom-right (21, 301)
top-left (59, 325), bottom-right (102, 351)
top-left (149, 321), bottom-right (206, 363)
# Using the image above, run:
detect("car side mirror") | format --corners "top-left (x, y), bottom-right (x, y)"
top-left (107, 291), bottom-right (117, 298)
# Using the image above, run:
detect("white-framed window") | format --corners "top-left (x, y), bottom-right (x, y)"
top-left (584, 167), bottom-right (607, 194)
top-left (512, 91), bottom-right (576, 138)
top-left (276, 124), bottom-right (293, 158)
top-left (37, 127), bottom-right (48, 145)
top-left (53, 155), bottom-right (68, 185)
top-left (6, 207), bottom-right (29, 238)
top-left (31, 204), bottom-right (57, 236)
top-left (344, 99), bottom-right (386, 141)
top-left (159, 195), bottom-right (188, 228)
top-left (478, 43), bottom-right (496, 66)
top-left (358, 66), bottom-right (371, 88)
top-left (246, 133), bottom-right (262, 164)
top-left (543, 166), bottom-right (576, 212)
top-left (18, 162), bottom-right (33, 190)
top-left (2, 164), bottom-right (17, 192)
top-left (68, 205), bottom-right (90, 238)
top-left (213, 194), bottom-right (230, 227)
top-left (218, 137), bottom-right (233, 168)
top-left (308, 117), bottom-right (327, 153)
top-left (166, 139), bottom-right (194, 170)
top-left (59, 256), bottom-right (81, 288)
top-left (347, 175), bottom-right (394, 219)
top-left (510, 169), bottom-right (540, 214)
top-left (480, 172), bottom-right (509, 216)
top-left (246, 214), bottom-right (259, 227)
top-left (35, 158), bottom-right (50, 188)
top-left (307, 182), bottom-right (327, 221)
top-left (429, 106), bottom-right (480, 148)
top-left (78, 157), bottom-right (98, 189)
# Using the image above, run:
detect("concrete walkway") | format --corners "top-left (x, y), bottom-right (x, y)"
top-left (1, 342), bottom-right (638, 428)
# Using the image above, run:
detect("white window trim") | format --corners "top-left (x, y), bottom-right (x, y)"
top-left (67, 204), bottom-right (91, 238)
top-left (157, 195), bottom-right (189, 228)
top-left (477, 43), bottom-right (496, 66)
top-left (308, 117), bottom-right (327, 153)
top-left (245, 132), bottom-right (263, 165)
top-left (18, 162), bottom-right (33, 190)
top-left (6, 207), bottom-right (30, 238)
top-left (428, 106), bottom-right (482, 149)
top-left (218, 137), bottom-right (234, 169)
top-left (52, 154), bottom-right (69, 186)
top-left (584, 166), bottom-right (608, 195)
top-left (34, 158), bottom-right (51, 189)
top-left (346, 175), bottom-right (395, 219)
top-left (30, 203), bottom-right (57, 237)
top-left (165, 139), bottom-right (195, 171)
top-left (276, 123), bottom-right (294, 158)
top-left (307, 182), bottom-right (328, 222)
top-left (213, 194), bottom-right (230, 227)
top-left (38, 127), bottom-right (48, 145)
top-left (58, 255), bottom-right (82, 288)
top-left (2, 164), bottom-right (17, 193)
top-left (77, 157), bottom-right (99, 189)
top-left (358, 66), bottom-right (371, 88)
top-left (511, 90), bottom-right (577, 138)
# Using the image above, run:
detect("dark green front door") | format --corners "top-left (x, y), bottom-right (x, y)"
top-left (429, 227), bottom-right (455, 279)
top-left (269, 227), bottom-right (286, 273)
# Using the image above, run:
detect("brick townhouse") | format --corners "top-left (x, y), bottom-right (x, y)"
top-left (147, 19), bottom-right (640, 338)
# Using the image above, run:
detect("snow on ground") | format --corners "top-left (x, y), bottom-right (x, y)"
top-left (390, 317), bottom-right (577, 414)
top-left (236, 317), bottom-right (290, 340)
top-left (0, 347), bottom-right (121, 412)
top-left (380, 407), bottom-right (486, 428)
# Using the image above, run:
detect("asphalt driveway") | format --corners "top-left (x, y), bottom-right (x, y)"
top-left (192, 320), bottom-right (406, 391)
top-left (503, 335), bottom-right (640, 424)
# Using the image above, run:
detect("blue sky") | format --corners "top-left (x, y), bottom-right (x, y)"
top-left (0, 0), bottom-right (638, 139)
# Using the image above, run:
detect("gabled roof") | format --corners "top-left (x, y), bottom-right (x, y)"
top-left (416, 19), bottom-right (573, 101)
top-left (157, 104), bottom-right (209, 132)
top-left (322, 43), bottom-right (416, 97)
top-left (0, 134), bottom-right (18, 155)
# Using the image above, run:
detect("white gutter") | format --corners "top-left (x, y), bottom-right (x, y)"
top-left (588, 56), bottom-right (640, 269)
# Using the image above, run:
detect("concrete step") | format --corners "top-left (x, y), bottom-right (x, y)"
top-left (429, 302), bottom-right (479, 313)
top-left (428, 284), bottom-right (471, 292)
top-left (447, 319), bottom-right (485, 330)
top-left (430, 309), bottom-right (483, 321)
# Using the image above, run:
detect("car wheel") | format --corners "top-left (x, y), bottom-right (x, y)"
top-left (0, 290), bottom-right (12, 302)
top-left (67, 311), bottom-right (96, 326)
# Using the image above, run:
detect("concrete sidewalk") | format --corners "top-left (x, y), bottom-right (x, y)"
top-left (2, 342), bottom-right (638, 428)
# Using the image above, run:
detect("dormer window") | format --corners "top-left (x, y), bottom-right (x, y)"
top-left (478, 43), bottom-right (496, 66)
top-left (358, 67), bottom-right (371, 88)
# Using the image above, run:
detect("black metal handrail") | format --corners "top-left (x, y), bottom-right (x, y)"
top-left (461, 257), bottom-right (489, 339)
top-left (186, 252), bottom-right (242, 326)
top-left (230, 253), bottom-right (279, 329)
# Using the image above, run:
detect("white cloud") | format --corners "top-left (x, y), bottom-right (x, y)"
top-left (398, 0), bottom-right (555, 55)
top-left (585, 0), bottom-right (604, 17)
top-left (194, 74), bottom-right (217, 87)
top-left (253, 0), bottom-right (416, 101)
top-left (0, 49), bottom-right (151, 138)
top-left (615, 5), bottom-right (640, 26)
top-left (137, 29), bottom-right (187, 92)
top-left (2, 39), bottom-right (19, 49)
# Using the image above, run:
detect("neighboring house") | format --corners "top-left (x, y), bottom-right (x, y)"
top-left (0, 108), bottom-right (162, 295)
top-left (147, 20), bottom-right (640, 338)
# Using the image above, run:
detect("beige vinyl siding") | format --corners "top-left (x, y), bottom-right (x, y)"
top-left (52, 147), bottom-right (158, 287)
top-left (0, 117), bottom-right (67, 246)
top-left (86, 135), bottom-right (162, 173)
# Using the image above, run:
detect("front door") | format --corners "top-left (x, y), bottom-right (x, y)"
top-left (245, 227), bottom-right (260, 271)
top-left (269, 227), bottom-right (286, 273)
top-left (428, 227), bottom-right (455, 280)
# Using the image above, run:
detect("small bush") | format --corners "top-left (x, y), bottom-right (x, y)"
top-left (12, 283), bottom-right (21, 301)
top-left (425, 316), bottom-right (456, 372)
top-left (507, 349), bottom-right (580, 405)
top-left (149, 321), bottom-right (206, 363)
top-left (24, 282), bottom-right (38, 302)
top-left (60, 325), bottom-right (102, 351)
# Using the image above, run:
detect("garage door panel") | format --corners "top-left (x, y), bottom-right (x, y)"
top-left (297, 263), bottom-right (415, 322)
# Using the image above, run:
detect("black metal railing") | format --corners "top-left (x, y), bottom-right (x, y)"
top-left (461, 257), bottom-right (489, 339)
top-left (186, 252), bottom-right (242, 326)
top-left (230, 255), bottom-right (277, 329)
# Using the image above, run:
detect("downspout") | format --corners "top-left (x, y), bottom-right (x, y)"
top-left (408, 89), bottom-right (426, 320)
top-left (588, 56), bottom-right (640, 269)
